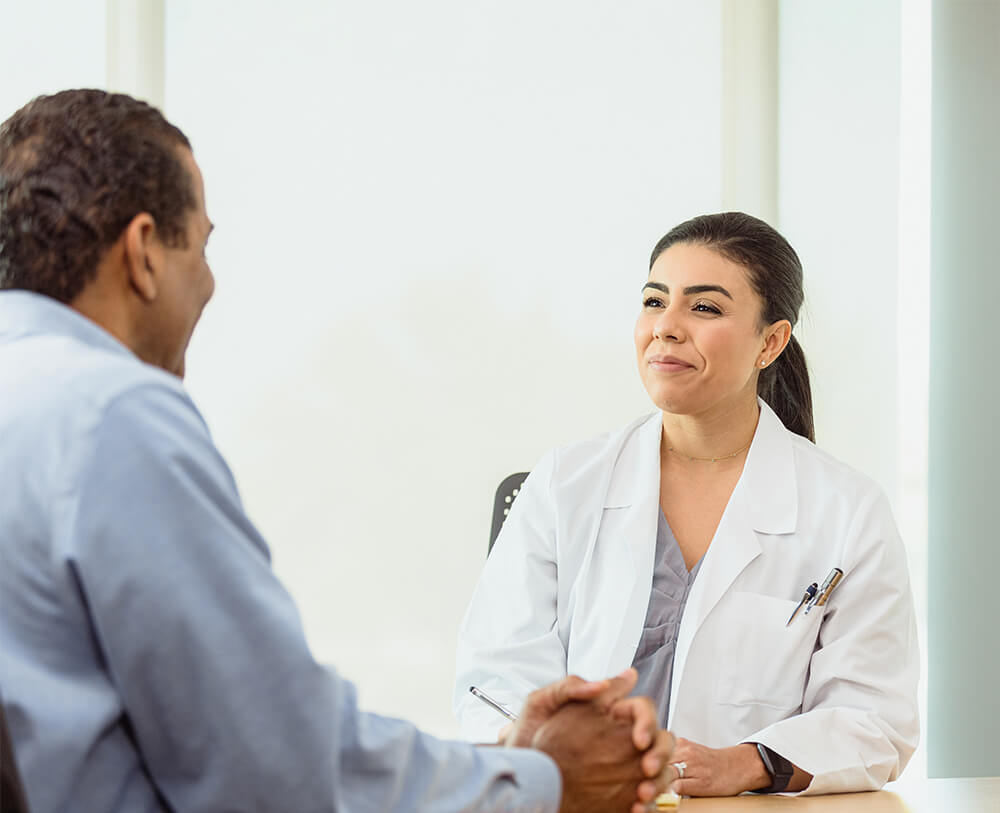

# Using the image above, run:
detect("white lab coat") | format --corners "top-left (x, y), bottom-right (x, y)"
top-left (454, 401), bottom-right (919, 794)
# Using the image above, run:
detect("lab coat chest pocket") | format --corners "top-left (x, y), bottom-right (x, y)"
top-left (716, 591), bottom-right (822, 712)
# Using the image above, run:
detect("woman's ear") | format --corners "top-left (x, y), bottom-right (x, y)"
top-left (122, 212), bottom-right (161, 302)
top-left (761, 319), bottom-right (792, 366)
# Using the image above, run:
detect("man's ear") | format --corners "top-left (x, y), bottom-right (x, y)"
top-left (122, 213), bottom-right (162, 302)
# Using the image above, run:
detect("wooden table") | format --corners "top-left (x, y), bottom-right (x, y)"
top-left (665, 777), bottom-right (999, 812)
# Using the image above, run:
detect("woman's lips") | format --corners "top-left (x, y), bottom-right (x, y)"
top-left (648, 355), bottom-right (694, 373)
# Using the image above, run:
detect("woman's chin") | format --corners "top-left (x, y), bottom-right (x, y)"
top-left (646, 393), bottom-right (698, 416)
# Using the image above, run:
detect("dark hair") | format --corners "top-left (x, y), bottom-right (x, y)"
top-left (0, 89), bottom-right (195, 303)
top-left (649, 211), bottom-right (814, 442)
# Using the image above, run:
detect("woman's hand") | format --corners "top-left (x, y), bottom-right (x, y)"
top-left (667, 739), bottom-right (771, 797)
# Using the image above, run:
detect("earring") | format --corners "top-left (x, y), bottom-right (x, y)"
top-left (760, 360), bottom-right (767, 368)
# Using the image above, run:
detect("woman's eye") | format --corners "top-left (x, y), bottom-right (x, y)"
top-left (693, 302), bottom-right (721, 315)
top-left (643, 296), bottom-right (664, 308)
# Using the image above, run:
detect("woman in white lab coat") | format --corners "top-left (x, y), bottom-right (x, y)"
top-left (454, 212), bottom-right (919, 796)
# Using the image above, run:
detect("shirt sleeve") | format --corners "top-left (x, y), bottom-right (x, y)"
top-left (66, 382), bottom-right (561, 813)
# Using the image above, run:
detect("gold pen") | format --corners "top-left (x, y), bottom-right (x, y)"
top-left (804, 568), bottom-right (844, 615)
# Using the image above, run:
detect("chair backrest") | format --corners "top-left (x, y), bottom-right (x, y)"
top-left (1, 701), bottom-right (31, 813)
top-left (489, 472), bottom-right (529, 554)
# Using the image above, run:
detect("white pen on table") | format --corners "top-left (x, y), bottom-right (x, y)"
top-left (469, 685), bottom-right (518, 721)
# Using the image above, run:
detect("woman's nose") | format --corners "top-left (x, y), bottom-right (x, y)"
top-left (653, 307), bottom-right (683, 342)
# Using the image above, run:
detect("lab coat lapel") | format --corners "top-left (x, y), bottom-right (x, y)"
top-left (667, 401), bottom-right (798, 725)
top-left (667, 481), bottom-right (759, 724)
top-left (594, 412), bottom-right (663, 678)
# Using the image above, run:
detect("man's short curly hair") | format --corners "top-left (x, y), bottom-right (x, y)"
top-left (0, 89), bottom-right (195, 303)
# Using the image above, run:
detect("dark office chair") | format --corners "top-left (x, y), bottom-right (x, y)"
top-left (488, 472), bottom-right (529, 555)
top-left (1, 701), bottom-right (31, 813)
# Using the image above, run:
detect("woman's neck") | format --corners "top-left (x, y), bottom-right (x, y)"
top-left (661, 397), bottom-right (761, 464)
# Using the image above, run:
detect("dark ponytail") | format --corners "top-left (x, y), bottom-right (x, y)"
top-left (757, 335), bottom-right (813, 442)
top-left (649, 212), bottom-right (815, 442)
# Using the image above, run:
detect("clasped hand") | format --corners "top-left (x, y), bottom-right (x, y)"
top-left (503, 668), bottom-right (676, 813)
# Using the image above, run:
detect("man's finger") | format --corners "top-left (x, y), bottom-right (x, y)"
top-left (638, 758), bottom-right (678, 798)
top-left (610, 696), bottom-right (660, 752)
top-left (559, 674), bottom-right (611, 702)
top-left (640, 730), bottom-right (676, 777)
top-left (635, 778), bottom-right (659, 802)
top-left (591, 667), bottom-right (639, 713)
top-left (524, 675), bottom-right (607, 717)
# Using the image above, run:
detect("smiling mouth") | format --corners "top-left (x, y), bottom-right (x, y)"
top-left (648, 358), bottom-right (694, 372)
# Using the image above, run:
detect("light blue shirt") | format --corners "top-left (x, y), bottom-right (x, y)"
top-left (0, 291), bottom-right (560, 813)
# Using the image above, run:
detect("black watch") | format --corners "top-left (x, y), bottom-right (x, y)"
top-left (751, 743), bottom-right (794, 793)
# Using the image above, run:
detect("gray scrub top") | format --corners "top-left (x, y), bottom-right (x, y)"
top-left (631, 509), bottom-right (702, 728)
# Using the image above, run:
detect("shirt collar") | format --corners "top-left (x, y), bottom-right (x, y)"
top-left (0, 290), bottom-right (136, 361)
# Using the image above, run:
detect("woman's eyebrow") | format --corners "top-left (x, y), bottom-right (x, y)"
top-left (685, 283), bottom-right (733, 299)
top-left (641, 282), bottom-right (733, 300)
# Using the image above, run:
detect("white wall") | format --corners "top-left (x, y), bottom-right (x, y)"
top-left (0, 0), bottom-right (105, 116)
top-left (166, 0), bottom-right (724, 736)
top-left (777, 0), bottom-right (930, 781)
top-left (1, 1), bottom-right (928, 749)
top-left (778, 0), bottom-right (903, 500)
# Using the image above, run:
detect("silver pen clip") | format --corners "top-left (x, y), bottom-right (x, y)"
top-left (786, 582), bottom-right (818, 626)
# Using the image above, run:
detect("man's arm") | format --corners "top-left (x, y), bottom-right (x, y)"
top-left (68, 382), bottom-right (562, 812)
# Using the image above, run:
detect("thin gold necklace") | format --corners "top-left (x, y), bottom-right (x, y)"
top-left (665, 439), bottom-right (752, 463)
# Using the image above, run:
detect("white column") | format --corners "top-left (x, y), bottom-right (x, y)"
top-left (106, 0), bottom-right (165, 109)
top-left (776, 1), bottom-right (902, 497)
top-left (927, 0), bottom-right (1000, 778)
top-left (720, 0), bottom-right (778, 223)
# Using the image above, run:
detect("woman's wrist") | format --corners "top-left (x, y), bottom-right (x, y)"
top-left (733, 743), bottom-right (771, 792)
top-left (734, 743), bottom-right (813, 793)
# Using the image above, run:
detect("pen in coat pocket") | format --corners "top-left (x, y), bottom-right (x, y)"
top-left (804, 567), bottom-right (844, 616)
top-left (469, 685), bottom-right (518, 721)
top-left (786, 582), bottom-right (818, 626)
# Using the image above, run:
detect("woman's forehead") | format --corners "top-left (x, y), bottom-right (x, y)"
top-left (648, 243), bottom-right (753, 291)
